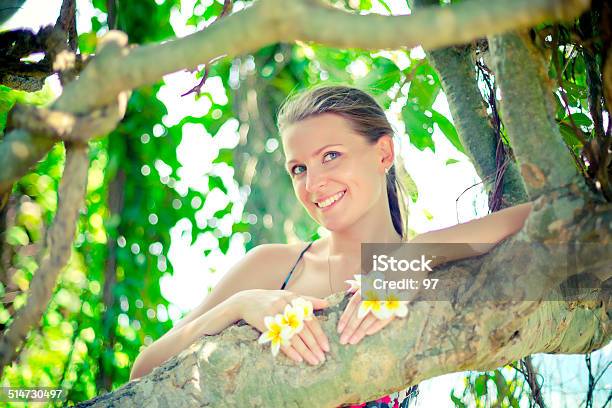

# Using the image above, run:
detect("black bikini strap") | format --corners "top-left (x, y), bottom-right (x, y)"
top-left (281, 241), bottom-right (314, 290)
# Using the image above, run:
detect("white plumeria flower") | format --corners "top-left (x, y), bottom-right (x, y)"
top-left (358, 289), bottom-right (393, 320)
top-left (280, 303), bottom-right (305, 335)
top-left (344, 274), bottom-right (362, 293)
top-left (382, 291), bottom-right (408, 318)
top-left (258, 314), bottom-right (293, 356)
top-left (290, 297), bottom-right (314, 321)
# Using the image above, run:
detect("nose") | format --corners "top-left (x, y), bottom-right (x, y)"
top-left (305, 166), bottom-right (328, 194)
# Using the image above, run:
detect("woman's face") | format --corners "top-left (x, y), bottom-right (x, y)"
top-left (281, 113), bottom-right (393, 231)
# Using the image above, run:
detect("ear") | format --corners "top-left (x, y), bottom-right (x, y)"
top-left (375, 134), bottom-right (395, 173)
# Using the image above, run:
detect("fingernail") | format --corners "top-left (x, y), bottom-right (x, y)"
top-left (323, 342), bottom-right (330, 352)
top-left (337, 323), bottom-right (344, 333)
top-left (340, 336), bottom-right (346, 344)
top-left (349, 336), bottom-right (359, 345)
top-left (318, 351), bottom-right (325, 361)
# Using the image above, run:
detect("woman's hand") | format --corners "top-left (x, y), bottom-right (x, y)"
top-left (336, 287), bottom-right (394, 345)
top-left (238, 289), bottom-right (330, 365)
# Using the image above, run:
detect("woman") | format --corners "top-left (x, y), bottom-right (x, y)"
top-left (130, 85), bottom-right (532, 407)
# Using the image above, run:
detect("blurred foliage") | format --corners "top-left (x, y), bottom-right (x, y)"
top-left (451, 367), bottom-right (525, 408)
top-left (0, 0), bottom-right (609, 406)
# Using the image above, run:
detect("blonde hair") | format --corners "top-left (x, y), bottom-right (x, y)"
top-left (277, 84), bottom-right (410, 241)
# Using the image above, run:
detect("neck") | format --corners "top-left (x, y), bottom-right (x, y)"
top-left (325, 188), bottom-right (403, 258)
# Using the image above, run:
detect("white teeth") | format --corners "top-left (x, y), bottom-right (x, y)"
top-left (316, 190), bottom-right (345, 208)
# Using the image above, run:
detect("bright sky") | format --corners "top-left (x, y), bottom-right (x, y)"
top-left (4, 0), bottom-right (609, 406)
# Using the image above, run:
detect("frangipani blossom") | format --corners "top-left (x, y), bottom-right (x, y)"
top-left (258, 314), bottom-right (292, 356)
top-left (382, 291), bottom-right (409, 318)
top-left (290, 297), bottom-right (314, 321)
top-left (281, 303), bottom-right (305, 335)
top-left (358, 289), bottom-right (392, 320)
top-left (344, 274), bottom-right (362, 293)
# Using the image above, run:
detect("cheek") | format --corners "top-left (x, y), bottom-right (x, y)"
top-left (293, 181), bottom-right (310, 205)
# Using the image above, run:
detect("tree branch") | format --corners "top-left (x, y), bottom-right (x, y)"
top-left (0, 0), bottom-right (590, 194)
top-left (76, 193), bottom-right (611, 407)
top-left (7, 92), bottom-right (129, 143)
top-left (0, 30), bottom-right (128, 378)
top-left (410, 0), bottom-right (528, 209)
top-left (488, 31), bottom-right (583, 198)
top-left (423, 43), bottom-right (529, 208)
top-left (0, 144), bottom-right (89, 378)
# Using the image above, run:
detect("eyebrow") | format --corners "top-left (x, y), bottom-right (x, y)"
top-left (285, 144), bottom-right (344, 171)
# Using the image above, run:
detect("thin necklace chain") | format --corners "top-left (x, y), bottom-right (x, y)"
top-left (327, 251), bottom-right (333, 294)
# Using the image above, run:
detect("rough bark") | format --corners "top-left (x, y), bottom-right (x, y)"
top-left (410, 1), bottom-right (529, 209)
top-left (0, 144), bottom-right (89, 378)
top-left (77, 190), bottom-right (611, 407)
top-left (0, 0), bottom-right (590, 195)
top-left (488, 31), bottom-right (582, 198)
top-left (427, 45), bottom-right (529, 207)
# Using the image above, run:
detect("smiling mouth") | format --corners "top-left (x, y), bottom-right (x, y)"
top-left (315, 190), bottom-right (347, 209)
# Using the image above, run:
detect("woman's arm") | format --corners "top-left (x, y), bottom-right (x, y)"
top-left (408, 202), bottom-right (533, 262)
top-left (130, 244), bottom-right (286, 380)
top-left (130, 292), bottom-right (245, 380)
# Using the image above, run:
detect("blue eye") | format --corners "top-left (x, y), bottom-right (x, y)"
top-left (290, 151), bottom-right (341, 177)
top-left (291, 165), bottom-right (305, 176)
top-left (323, 151), bottom-right (341, 162)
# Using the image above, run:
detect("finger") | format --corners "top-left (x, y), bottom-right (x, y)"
top-left (291, 335), bottom-right (321, 365)
top-left (339, 302), bottom-right (367, 344)
top-left (348, 314), bottom-right (379, 345)
top-left (337, 291), bottom-right (361, 333)
top-left (280, 344), bottom-right (304, 363)
top-left (297, 322), bottom-right (326, 362)
top-left (365, 317), bottom-right (394, 336)
top-left (307, 318), bottom-right (330, 352)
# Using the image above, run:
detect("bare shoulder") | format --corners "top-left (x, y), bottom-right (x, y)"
top-left (166, 241), bottom-right (310, 335)
top-left (247, 242), bottom-right (311, 284)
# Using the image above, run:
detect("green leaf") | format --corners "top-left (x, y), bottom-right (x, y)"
top-left (450, 390), bottom-right (467, 408)
top-left (359, 0), bottom-right (373, 10)
top-left (569, 112), bottom-right (592, 128)
top-left (78, 32), bottom-right (98, 55)
top-left (474, 374), bottom-right (488, 398)
top-left (356, 57), bottom-right (400, 96)
top-left (407, 63), bottom-right (440, 108)
top-left (401, 102), bottom-right (435, 152)
top-left (208, 175), bottom-right (227, 194)
top-left (203, 1), bottom-right (224, 20)
top-left (218, 236), bottom-right (230, 253)
top-left (559, 122), bottom-right (583, 152)
top-left (6, 226), bottom-right (29, 246)
top-left (213, 149), bottom-right (233, 165)
top-left (445, 159), bottom-right (460, 165)
top-left (553, 92), bottom-right (567, 120)
top-left (398, 170), bottom-right (418, 203)
top-left (0, 87), bottom-right (17, 133)
top-left (377, 0), bottom-right (393, 14)
top-left (92, 0), bottom-right (107, 12)
top-left (430, 110), bottom-right (465, 153)
top-left (232, 222), bottom-right (251, 233)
